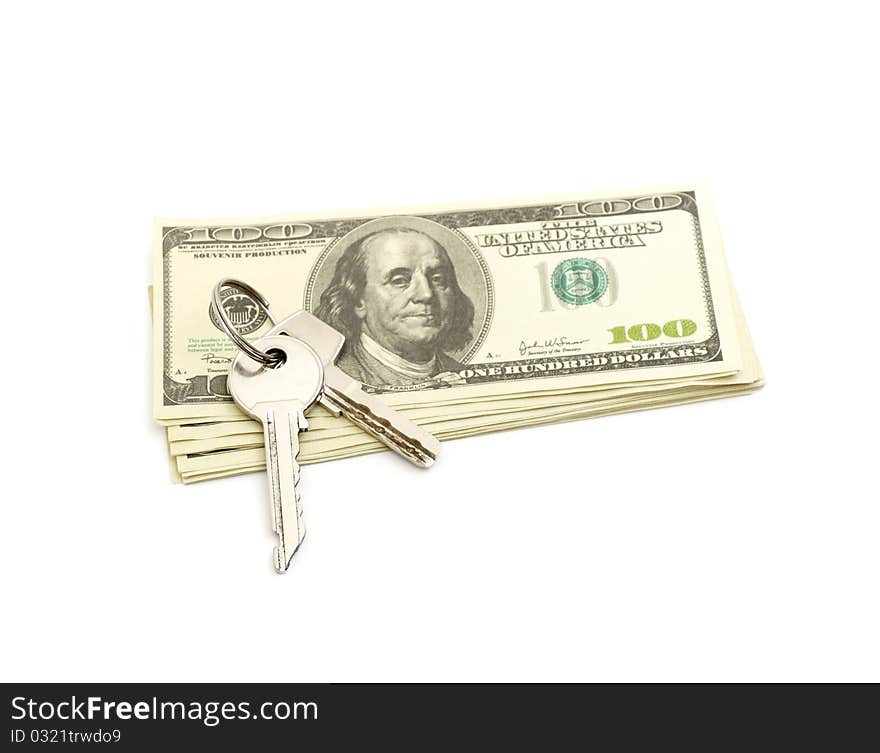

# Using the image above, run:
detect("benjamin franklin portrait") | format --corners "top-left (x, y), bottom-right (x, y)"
top-left (309, 216), bottom-right (490, 388)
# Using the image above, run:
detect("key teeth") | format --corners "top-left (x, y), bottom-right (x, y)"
top-left (273, 531), bottom-right (306, 574)
top-left (273, 545), bottom-right (287, 573)
top-left (321, 387), bottom-right (439, 467)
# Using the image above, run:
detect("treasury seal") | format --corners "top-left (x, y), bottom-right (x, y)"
top-left (208, 284), bottom-right (268, 335)
top-left (551, 258), bottom-right (608, 306)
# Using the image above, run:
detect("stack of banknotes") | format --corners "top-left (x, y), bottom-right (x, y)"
top-left (152, 185), bottom-right (764, 483)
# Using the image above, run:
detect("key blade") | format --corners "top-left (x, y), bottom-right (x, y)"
top-left (260, 403), bottom-right (308, 572)
top-left (321, 365), bottom-right (440, 467)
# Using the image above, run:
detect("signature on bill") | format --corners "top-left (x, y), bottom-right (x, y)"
top-left (519, 336), bottom-right (590, 357)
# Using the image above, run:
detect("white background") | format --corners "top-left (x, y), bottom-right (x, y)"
top-left (2, 2), bottom-right (877, 682)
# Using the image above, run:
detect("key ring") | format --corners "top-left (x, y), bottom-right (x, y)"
top-left (211, 278), bottom-right (281, 366)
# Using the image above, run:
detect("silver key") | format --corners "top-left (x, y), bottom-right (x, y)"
top-left (265, 310), bottom-right (440, 467)
top-left (228, 334), bottom-right (324, 572)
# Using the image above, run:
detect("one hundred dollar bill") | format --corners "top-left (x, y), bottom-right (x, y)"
top-left (153, 185), bottom-right (742, 420)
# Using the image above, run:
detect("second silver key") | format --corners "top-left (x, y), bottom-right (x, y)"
top-left (228, 334), bottom-right (324, 572)
top-left (266, 310), bottom-right (440, 467)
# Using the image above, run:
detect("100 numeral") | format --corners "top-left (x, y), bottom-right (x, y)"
top-left (608, 319), bottom-right (697, 343)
